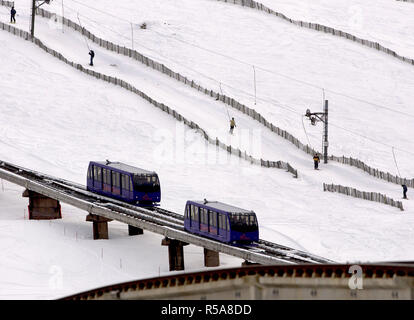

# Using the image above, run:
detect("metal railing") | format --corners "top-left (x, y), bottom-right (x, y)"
top-left (0, 160), bottom-right (331, 264)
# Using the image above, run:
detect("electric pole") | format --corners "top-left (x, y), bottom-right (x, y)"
top-left (323, 100), bottom-right (328, 164)
top-left (31, 0), bottom-right (35, 37)
top-left (305, 100), bottom-right (329, 164)
top-left (31, 0), bottom-right (51, 38)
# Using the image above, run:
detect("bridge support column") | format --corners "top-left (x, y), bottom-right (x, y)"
top-left (204, 248), bottom-right (220, 267)
top-left (161, 237), bottom-right (188, 271)
top-left (22, 189), bottom-right (61, 220)
top-left (86, 214), bottom-right (112, 240)
top-left (128, 225), bottom-right (144, 236)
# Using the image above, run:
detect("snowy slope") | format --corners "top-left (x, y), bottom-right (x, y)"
top-left (16, 0), bottom-right (413, 177)
top-left (0, 0), bottom-right (413, 299)
top-left (258, 0), bottom-right (414, 58)
top-left (2, 9), bottom-right (410, 199)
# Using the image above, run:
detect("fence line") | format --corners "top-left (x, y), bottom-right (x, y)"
top-left (215, 0), bottom-right (414, 67)
top-left (323, 183), bottom-right (404, 211)
top-left (1, 2), bottom-right (410, 187)
top-left (0, 19), bottom-right (298, 178)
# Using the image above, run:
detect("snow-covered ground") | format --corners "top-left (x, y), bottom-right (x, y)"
top-left (14, 0), bottom-right (412, 177)
top-left (258, 0), bottom-right (414, 59)
top-left (0, 0), bottom-right (413, 299)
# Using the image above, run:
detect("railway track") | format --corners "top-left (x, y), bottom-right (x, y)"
top-left (0, 160), bottom-right (333, 264)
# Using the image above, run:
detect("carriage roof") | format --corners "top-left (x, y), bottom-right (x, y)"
top-left (189, 200), bottom-right (254, 215)
top-left (92, 161), bottom-right (156, 175)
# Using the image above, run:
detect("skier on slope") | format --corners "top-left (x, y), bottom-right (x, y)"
top-left (402, 184), bottom-right (408, 199)
top-left (89, 50), bottom-right (95, 66)
top-left (10, 6), bottom-right (16, 24)
top-left (313, 153), bottom-right (320, 170)
top-left (229, 117), bottom-right (236, 134)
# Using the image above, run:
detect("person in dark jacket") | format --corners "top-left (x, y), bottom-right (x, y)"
top-left (313, 153), bottom-right (320, 170)
top-left (10, 6), bottom-right (16, 24)
top-left (89, 50), bottom-right (95, 66)
top-left (402, 184), bottom-right (408, 199)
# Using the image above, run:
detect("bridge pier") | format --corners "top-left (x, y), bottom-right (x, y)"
top-left (204, 248), bottom-right (220, 267)
top-left (128, 225), bottom-right (144, 236)
top-left (22, 189), bottom-right (61, 220)
top-left (86, 213), bottom-right (112, 240)
top-left (161, 237), bottom-right (189, 271)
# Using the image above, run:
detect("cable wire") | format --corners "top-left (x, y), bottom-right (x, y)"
top-left (60, 0), bottom-right (414, 119)
top-left (50, 0), bottom-right (414, 157)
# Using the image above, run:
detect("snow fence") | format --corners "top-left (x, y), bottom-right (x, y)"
top-left (28, 6), bottom-right (414, 189)
top-left (323, 183), bottom-right (404, 211)
top-left (215, 0), bottom-right (414, 67)
top-left (0, 1), bottom-right (411, 186)
top-left (0, 19), bottom-right (298, 178)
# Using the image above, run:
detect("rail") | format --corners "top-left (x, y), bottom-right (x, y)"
top-left (0, 160), bottom-right (332, 265)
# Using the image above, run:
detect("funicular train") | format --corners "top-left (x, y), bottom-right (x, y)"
top-left (86, 161), bottom-right (259, 245)
top-left (184, 200), bottom-right (259, 245)
top-left (86, 161), bottom-right (161, 206)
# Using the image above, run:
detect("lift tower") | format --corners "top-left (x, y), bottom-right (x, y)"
top-left (305, 100), bottom-right (329, 164)
top-left (31, 0), bottom-right (51, 37)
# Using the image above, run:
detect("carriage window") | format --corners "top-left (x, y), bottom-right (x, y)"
top-left (200, 208), bottom-right (207, 224)
top-left (229, 213), bottom-right (258, 232)
top-left (103, 169), bottom-right (108, 184)
top-left (249, 215), bottom-right (257, 226)
top-left (191, 205), bottom-right (199, 222)
top-left (121, 174), bottom-right (126, 190)
top-left (95, 167), bottom-right (102, 182)
top-left (107, 170), bottom-right (111, 185)
top-left (112, 171), bottom-right (120, 187)
top-left (200, 208), bottom-right (204, 224)
top-left (133, 174), bottom-right (160, 193)
top-left (87, 166), bottom-right (91, 179)
top-left (209, 211), bottom-right (217, 228)
top-left (205, 209), bottom-right (209, 225)
top-left (219, 214), bottom-right (225, 230)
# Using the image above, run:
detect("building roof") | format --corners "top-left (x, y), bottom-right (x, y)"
top-left (190, 200), bottom-right (254, 214)
top-left (92, 161), bottom-right (156, 175)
